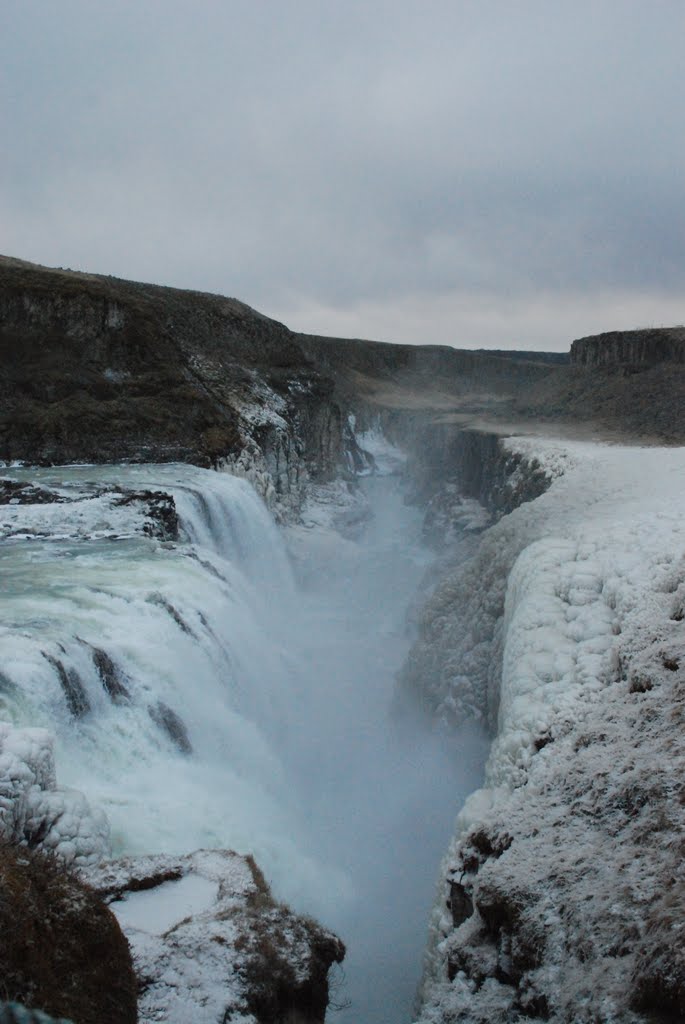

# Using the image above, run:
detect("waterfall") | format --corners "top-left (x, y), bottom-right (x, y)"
top-left (0, 464), bottom-right (487, 1022)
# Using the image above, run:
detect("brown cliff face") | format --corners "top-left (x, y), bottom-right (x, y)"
top-left (0, 256), bottom-right (341, 491)
top-left (571, 327), bottom-right (685, 367)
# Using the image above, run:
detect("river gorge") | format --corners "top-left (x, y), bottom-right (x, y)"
top-left (1, 256), bottom-right (684, 1024)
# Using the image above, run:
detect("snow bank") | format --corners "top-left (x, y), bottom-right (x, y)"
top-left (414, 438), bottom-right (685, 1023)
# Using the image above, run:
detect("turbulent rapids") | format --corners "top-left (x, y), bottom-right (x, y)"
top-left (0, 463), bottom-right (487, 1023)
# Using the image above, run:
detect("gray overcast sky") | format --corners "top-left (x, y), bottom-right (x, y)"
top-left (2, 1), bottom-right (684, 350)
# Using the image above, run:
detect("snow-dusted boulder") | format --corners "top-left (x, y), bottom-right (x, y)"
top-left (0, 722), bottom-right (109, 866)
top-left (88, 849), bottom-right (345, 1024)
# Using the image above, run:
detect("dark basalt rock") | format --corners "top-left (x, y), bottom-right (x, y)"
top-left (148, 700), bottom-right (193, 755)
top-left (448, 880), bottom-right (474, 928)
top-left (41, 654), bottom-right (90, 718)
top-left (571, 327), bottom-right (685, 367)
top-left (114, 489), bottom-right (179, 541)
top-left (0, 480), bottom-right (66, 505)
top-left (89, 647), bottom-right (131, 704)
top-left (0, 256), bottom-right (342, 486)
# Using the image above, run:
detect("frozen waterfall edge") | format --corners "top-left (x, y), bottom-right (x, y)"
top-left (407, 437), bottom-right (685, 1024)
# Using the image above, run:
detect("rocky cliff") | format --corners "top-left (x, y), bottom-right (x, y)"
top-left (3, 256), bottom-right (685, 497)
top-left (571, 326), bottom-right (685, 366)
top-left (0, 256), bottom-right (344, 516)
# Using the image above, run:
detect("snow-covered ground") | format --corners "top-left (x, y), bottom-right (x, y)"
top-left (413, 437), bottom-right (685, 1022)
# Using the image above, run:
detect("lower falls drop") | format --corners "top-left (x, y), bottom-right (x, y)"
top-left (0, 464), bottom-right (488, 1023)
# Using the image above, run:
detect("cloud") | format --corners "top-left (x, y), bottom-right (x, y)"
top-left (280, 288), bottom-right (685, 352)
top-left (2, 1), bottom-right (684, 346)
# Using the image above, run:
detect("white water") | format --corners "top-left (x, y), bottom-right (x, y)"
top-left (0, 464), bottom-right (487, 1022)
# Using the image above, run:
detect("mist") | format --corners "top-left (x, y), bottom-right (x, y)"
top-left (277, 476), bottom-right (488, 1021)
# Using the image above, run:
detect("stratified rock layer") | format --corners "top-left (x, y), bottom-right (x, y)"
top-left (0, 256), bottom-right (343, 516)
top-left (571, 326), bottom-right (685, 366)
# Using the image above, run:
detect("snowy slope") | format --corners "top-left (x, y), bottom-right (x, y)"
top-left (414, 438), bottom-right (685, 1023)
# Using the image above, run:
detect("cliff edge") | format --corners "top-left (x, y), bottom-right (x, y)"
top-left (571, 326), bottom-right (685, 366)
top-left (2, 257), bottom-right (685, 483)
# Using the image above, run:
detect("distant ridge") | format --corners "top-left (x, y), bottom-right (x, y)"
top-left (1, 255), bottom-right (684, 461)
top-left (474, 348), bottom-right (570, 365)
top-left (571, 327), bottom-right (685, 366)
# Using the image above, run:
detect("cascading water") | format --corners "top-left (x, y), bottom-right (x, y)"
top-left (0, 462), bottom-right (487, 1023)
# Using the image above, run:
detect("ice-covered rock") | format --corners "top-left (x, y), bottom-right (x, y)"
top-left (0, 722), bottom-right (109, 866)
top-left (88, 849), bottom-right (345, 1024)
top-left (0, 477), bottom-right (178, 543)
top-left (413, 439), bottom-right (685, 1023)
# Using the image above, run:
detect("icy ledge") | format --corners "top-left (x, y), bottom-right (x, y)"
top-left (413, 438), bottom-right (685, 1023)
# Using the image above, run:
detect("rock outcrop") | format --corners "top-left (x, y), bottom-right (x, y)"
top-left (0, 256), bottom-right (343, 515)
top-left (88, 850), bottom-right (345, 1024)
top-left (571, 326), bottom-right (685, 366)
top-left (0, 844), bottom-right (137, 1024)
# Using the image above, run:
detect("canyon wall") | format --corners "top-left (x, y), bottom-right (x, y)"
top-left (0, 257), bottom-right (344, 515)
top-left (409, 439), bottom-right (685, 1024)
top-left (571, 326), bottom-right (685, 367)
